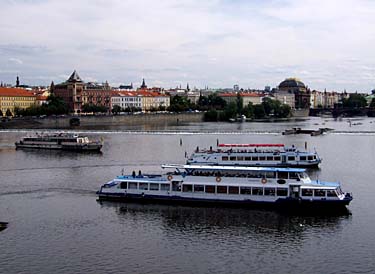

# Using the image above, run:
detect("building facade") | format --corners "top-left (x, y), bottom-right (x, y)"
top-left (0, 87), bottom-right (36, 116)
top-left (278, 78), bottom-right (310, 109)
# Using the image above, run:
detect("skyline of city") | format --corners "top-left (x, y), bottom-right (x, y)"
top-left (1, 0), bottom-right (375, 92)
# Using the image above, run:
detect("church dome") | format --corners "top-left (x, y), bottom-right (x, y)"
top-left (279, 78), bottom-right (305, 89)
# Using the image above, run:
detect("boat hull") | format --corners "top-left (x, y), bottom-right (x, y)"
top-left (15, 143), bottom-right (102, 152)
top-left (97, 192), bottom-right (351, 211)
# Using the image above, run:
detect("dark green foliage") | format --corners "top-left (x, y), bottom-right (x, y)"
top-left (204, 109), bottom-right (219, 121)
top-left (6, 109), bottom-right (12, 117)
top-left (81, 104), bottom-right (108, 113)
top-left (14, 95), bottom-right (69, 116)
top-left (342, 94), bottom-right (367, 108)
top-left (254, 104), bottom-right (266, 119)
top-left (111, 105), bottom-right (122, 115)
top-left (0, 109), bottom-right (3, 117)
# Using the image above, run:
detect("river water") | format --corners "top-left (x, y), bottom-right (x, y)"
top-left (1, 116), bottom-right (375, 274)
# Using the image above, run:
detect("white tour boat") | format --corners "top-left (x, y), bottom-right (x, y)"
top-left (97, 164), bottom-right (352, 209)
top-left (186, 143), bottom-right (321, 168)
top-left (15, 132), bottom-right (103, 152)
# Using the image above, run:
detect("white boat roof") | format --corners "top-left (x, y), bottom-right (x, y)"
top-left (162, 164), bottom-right (306, 173)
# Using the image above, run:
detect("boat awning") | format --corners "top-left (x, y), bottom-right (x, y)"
top-left (218, 143), bottom-right (284, 148)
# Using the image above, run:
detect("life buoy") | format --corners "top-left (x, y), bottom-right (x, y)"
top-left (167, 175), bottom-right (173, 181)
top-left (216, 176), bottom-right (221, 183)
top-left (261, 178), bottom-right (267, 184)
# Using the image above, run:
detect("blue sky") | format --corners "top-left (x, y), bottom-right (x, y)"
top-left (1, 0), bottom-right (375, 92)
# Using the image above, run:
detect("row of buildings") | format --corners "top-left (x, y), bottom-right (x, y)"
top-left (1, 70), bottom-right (374, 116)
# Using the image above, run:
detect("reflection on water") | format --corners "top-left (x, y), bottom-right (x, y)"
top-left (98, 201), bottom-right (351, 237)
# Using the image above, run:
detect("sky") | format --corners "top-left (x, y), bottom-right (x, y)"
top-left (1, 0), bottom-right (375, 92)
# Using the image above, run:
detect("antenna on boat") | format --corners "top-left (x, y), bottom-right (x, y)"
top-left (305, 141), bottom-right (307, 150)
top-left (121, 168), bottom-right (124, 175)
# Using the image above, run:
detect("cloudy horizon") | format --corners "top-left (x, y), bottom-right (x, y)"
top-left (1, 0), bottom-right (375, 92)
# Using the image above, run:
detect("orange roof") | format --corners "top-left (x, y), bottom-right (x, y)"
top-left (36, 95), bottom-right (48, 100)
top-left (0, 87), bottom-right (36, 97)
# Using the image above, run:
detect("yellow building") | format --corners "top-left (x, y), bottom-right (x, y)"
top-left (0, 87), bottom-right (36, 116)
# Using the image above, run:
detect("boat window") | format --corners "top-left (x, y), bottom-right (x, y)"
top-left (264, 188), bottom-right (275, 196)
top-left (308, 156), bottom-right (314, 161)
top-left (237, 156), bottom-right (244, 161)
top-left (300, 156), bottom-right (307, 161)
top-left (314, 189), bottom-right (326, 197)
top-left (139, 183), bottom-right (148, 190)
top-left (288, 156), bottom-right (295, 161)
top-left (160, 184), bottom-right (170, 191)
top-left (274, 156), bottom-right (281, 161)
top-left (252, 156), bottom-right (259, 161)
top-left (245, 156), bottom-right (251, 161)
top-left (259, 156), bottom-right (266, 161)
top-left (265, 171), bottom-right (276, 178)
top-left (289, 172), bottom-right (299, 180)
top-left (302, 189), bottom-right (313, 196)
top-left (266, 156), bottom-right (273, 161)
top-left (276, 188), bottom-right (288, 196)
top-left (252, 187), bottom-right (263, 195)
top-left (205, 185), bottom-right (215, 193)
top-left (278, 172), bottom-right (288, 179)
top-left (327, 190), bottom-right (337, 197)
top-left (277, 179), bottom-right (286, 184)
top-left (228, 186), bottom-right (239, 194)
top-left (194, 185), bottom-right (204, 192)
top-left (183, 184), bottom-right (193, 192)
top-left (128, 182), bottom-right (138, 189)
top-left (172, 181), bottom-right (181, 191)
top-left (149, 183), bottom-right (159, 191)
top-left (222, 156), bottom-right (229, 161)
top-left (230, 156), bottom-right (236, 161)
top-left (120, 182), bottom-right (127, 189)
top-left (217, 186), bottom-right (227, 194)
top-left (240, 187), bottom-right (251, 195)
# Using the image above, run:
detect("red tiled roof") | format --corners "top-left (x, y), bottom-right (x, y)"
top-left (0, 87), bottom-right (36, 97)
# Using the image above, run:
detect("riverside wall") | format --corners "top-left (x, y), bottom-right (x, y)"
top-left (0, 113), bottom-right (204, 129)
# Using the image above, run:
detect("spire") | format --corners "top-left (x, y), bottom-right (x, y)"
top-left (141, 78), bottom-right (147, 89)
top-left (186, 83), bottom-right (190, 91)
top-left (50, 81), bottom-right (55, 94)
top-left (68, 70), bottom-right (83, 82)
top-left (16, 75), bottom-right (20, 87)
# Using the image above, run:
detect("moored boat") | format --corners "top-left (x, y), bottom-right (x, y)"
top-left (187, 143), bottom-right (321, 168)
top-left (97, 164), bottom-right (352, 210)
top-left (15, 132), bottom-right (103, 152)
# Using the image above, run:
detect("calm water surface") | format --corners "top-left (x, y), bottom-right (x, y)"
top-left (1, 117), bottom-right (375, 274)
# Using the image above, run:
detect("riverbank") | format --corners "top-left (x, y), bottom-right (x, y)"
top-left (0, 113), bottom-right (204, 130)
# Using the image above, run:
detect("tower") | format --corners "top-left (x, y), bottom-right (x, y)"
top-left (16, 76), bottom-right (20, 87)
top-left (141, 78), bottom-right (147, 89)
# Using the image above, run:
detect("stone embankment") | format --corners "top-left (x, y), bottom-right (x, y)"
top-left (0, 113), bottom-right (204, 129)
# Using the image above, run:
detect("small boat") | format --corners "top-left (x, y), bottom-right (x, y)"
top-left (187, 143), bottom-right (321, 168)
top-left (15, 132), bottom-right (103, 152)
top-left (97, 164), bottom-right (352, 210)
top-left (0, 222), bottom-right (8, 231)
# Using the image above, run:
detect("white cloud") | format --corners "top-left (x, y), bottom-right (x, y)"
top-left (0, 0), bottom-right (374, 91)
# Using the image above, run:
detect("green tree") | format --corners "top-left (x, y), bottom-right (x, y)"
top-left (0, 109), bottom-right (3, 117)
top-left (254, 104), bottom-right (265, 119)
top-left (6, 109), bottom-right (12, 117)
top-left (111, 105), bottom-right (122, 115)
top-left (242, 102), bottom-right (254, 119)
top-left (342, 94), bottom-right (367, 108)
top-left (204, 109), bottom-right (219, 121)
